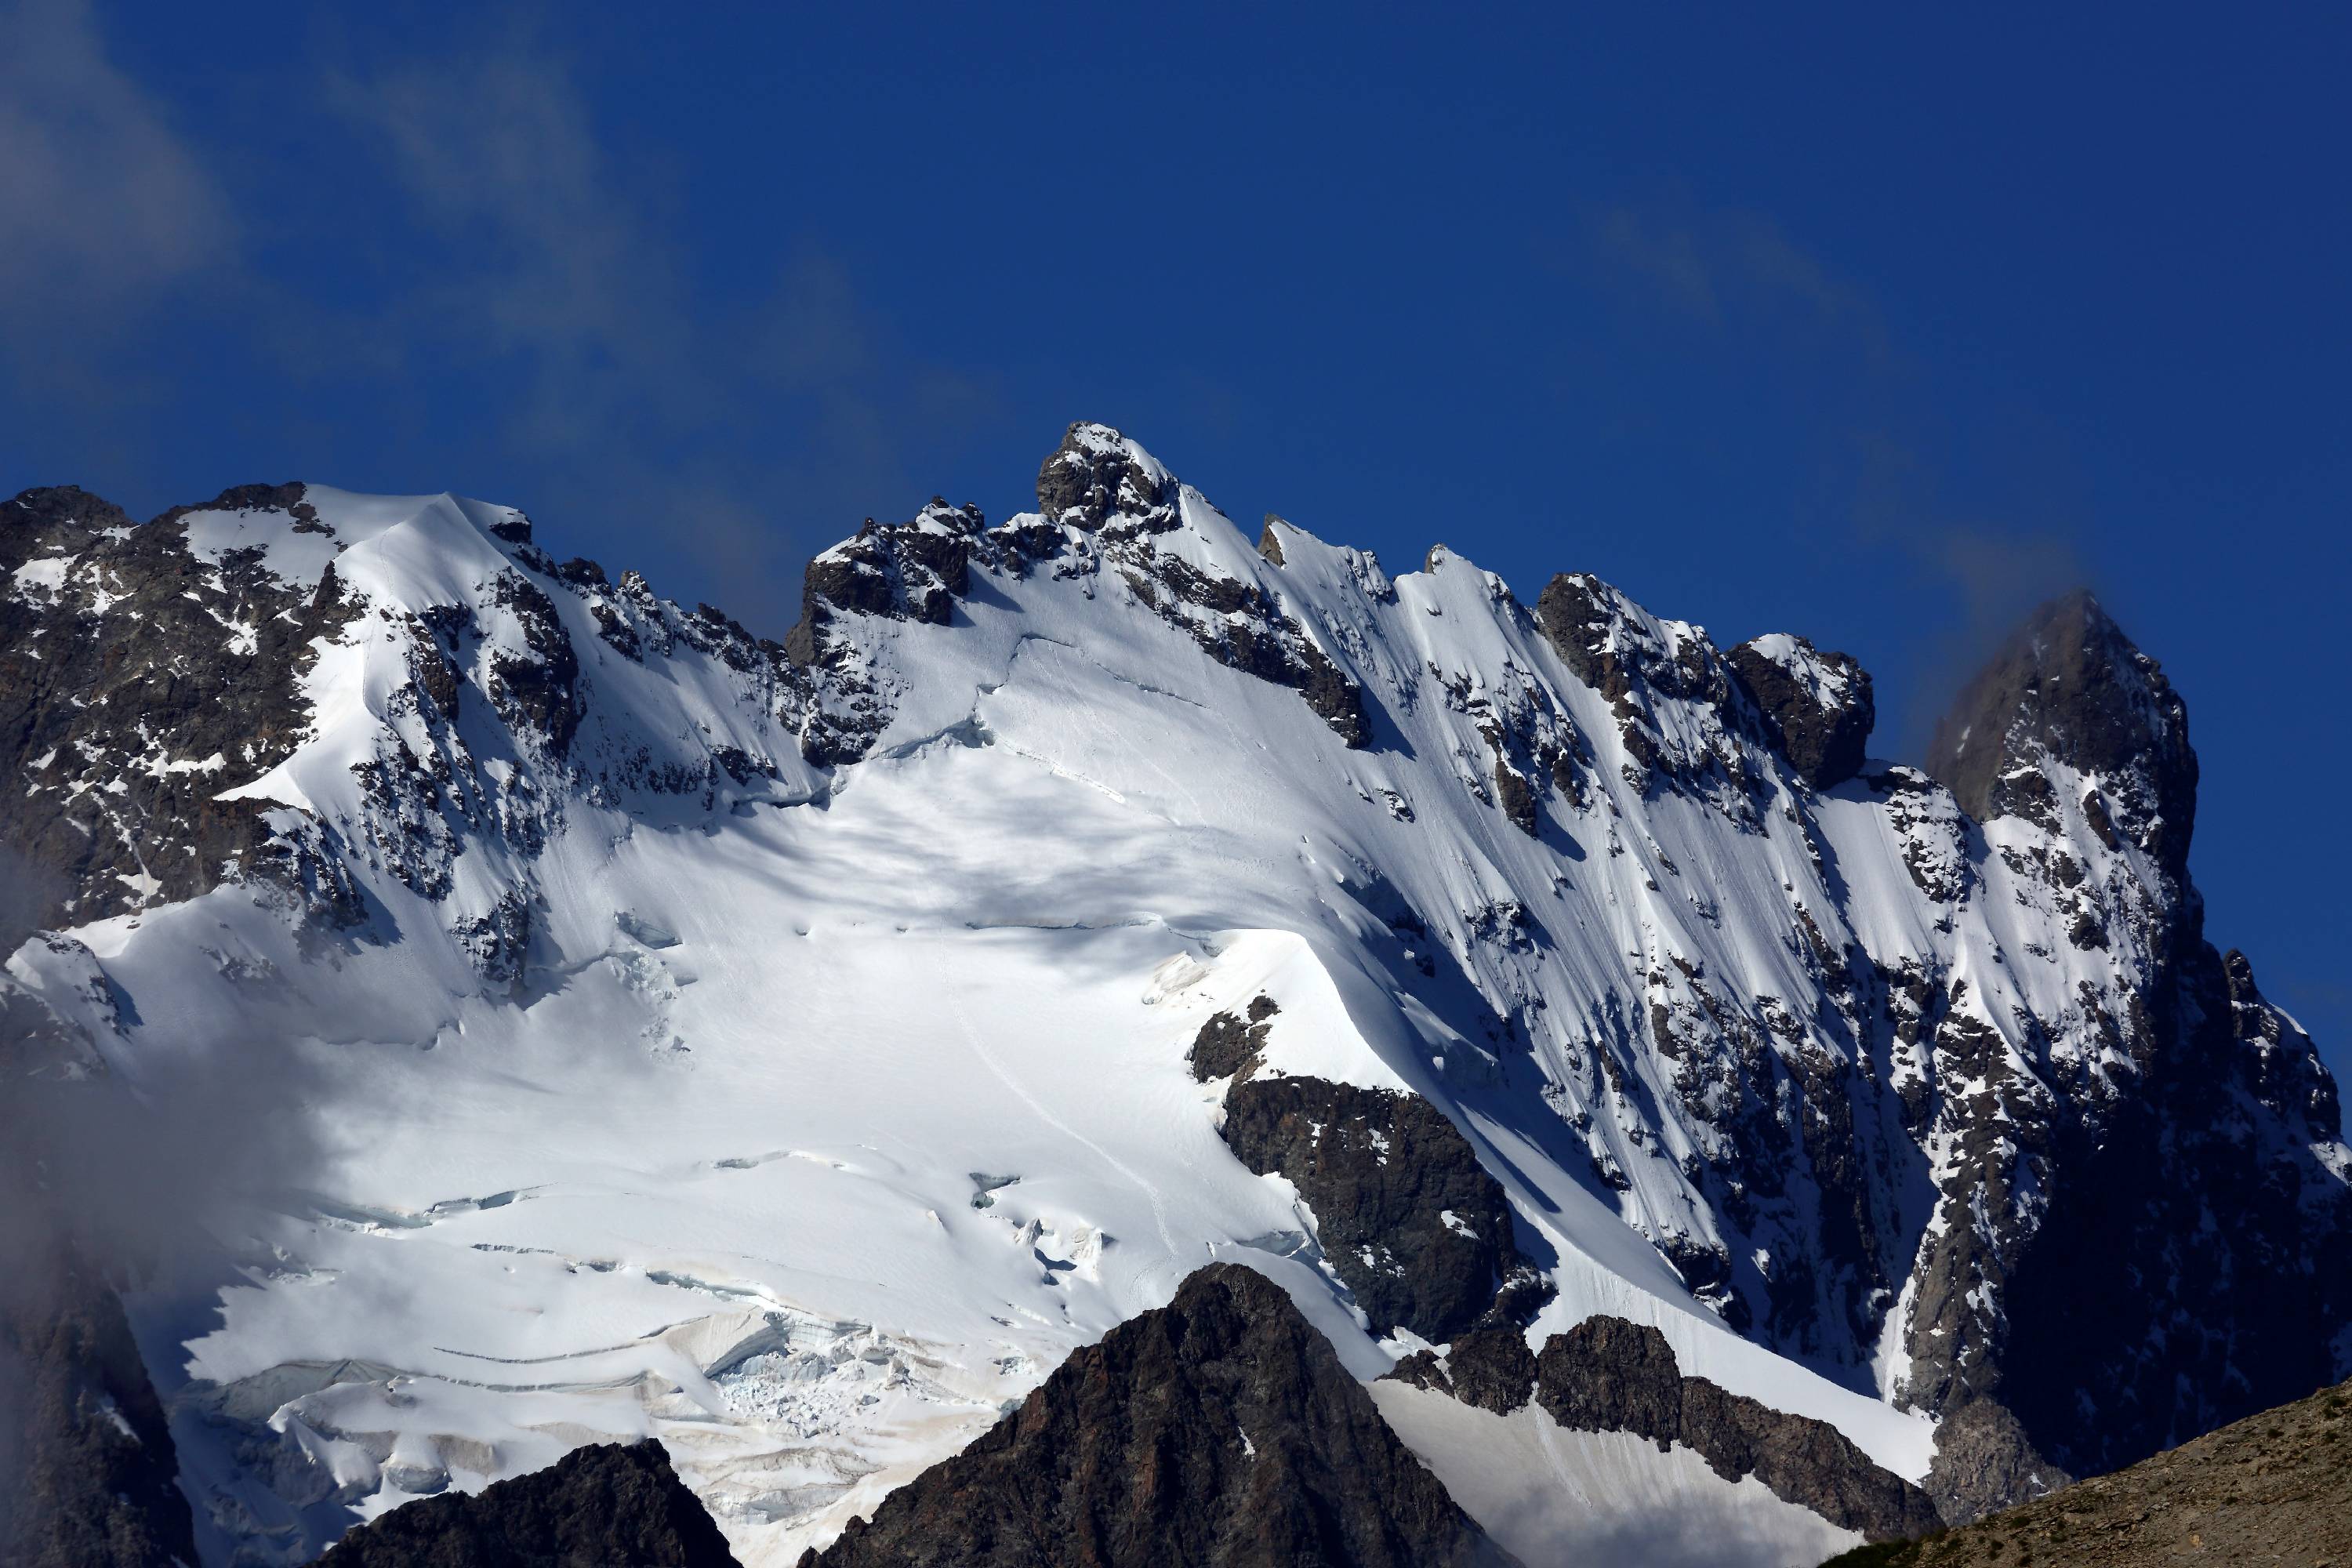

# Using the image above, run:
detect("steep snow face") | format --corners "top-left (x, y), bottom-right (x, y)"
top-left (3, 426), bottom-right (2344, 1560)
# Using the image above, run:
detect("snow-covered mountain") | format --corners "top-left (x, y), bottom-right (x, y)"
top-left (4, 424), bottom-right (2345, 1565)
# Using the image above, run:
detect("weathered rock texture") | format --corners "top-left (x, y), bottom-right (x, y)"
top-left (795, 1263), bottom-right (1508, 1568)
top-left (1823, 1376), bottom-right (2352, 1567)
top-left (1, 483), bottom-right (364, 930)
top-left (1189, 994), bottom-right (1281, 1082)
top-left (0, 1242), bottom-right (198, 1568)
top-left (1919, 1398), bottom-right (2071, 1528)
top-left (1384, 1326), bottom-right (1541, 1416)
top-left (1902, 592), bottom-right (2352, 1486)
top-left (1533, 1316), bottom-right (1940, 1542)
top-left (1726, 634), bottom-right (1875, 789)
top-left (1218, 1073), bottom-right (1523, 1341)
top-left (318, 1439), bottom-right (739, 1567)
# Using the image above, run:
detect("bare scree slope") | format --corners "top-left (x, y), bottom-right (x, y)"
top-left (3, 424), bottom-right (2345, 1565)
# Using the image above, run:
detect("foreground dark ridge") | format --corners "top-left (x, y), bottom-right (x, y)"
top-left (1389, 1316), bottom-right (1940, 1541)
top-left (318, 1439), bottom-right (738, 1567)
top-left (0, 1241), bottom-right (198, 1568)
top-left (798, 1264), bottom-right (1512, 1568)
top-left (1821, 1374), bottom-right (2352, 1566)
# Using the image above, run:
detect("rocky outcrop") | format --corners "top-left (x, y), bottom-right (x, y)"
top-left (1534, 571), bottom-right (1748, 798)
top-left (782, 426), bottom-right (1371, 755)
top-left (1218, 1074), bottom-right (1523, 1341)
top-left (1534, 1316), bottom-right (1940, 1542)
top-left (783, 500), bottom-right (985, 669)
top-left (1927, 590), bottom-right (2194, 874)
top-left (1894, 592), bottom-right (2352, 1481)
top-left (1726, 634), bottom-right (1874, 789)
top-left (2, 483), bottom-right (365, 931)
top-left (795, 1263), bottom-right (1509, 1568)
top-left (1825, 1376), bottom-right (2352, 1567)
top-left (10, 434), bottom-right (2346, 1555)
top-left (485, 571), bottom-right (583, 759)
top-left (1383, 1326), bottom-right (1539, 1415)
top-left (1189, 995), bottom-right (1280, 1082)
top-left (1043, 425), bottom-right (1369, 746)
top-left (1920, 1398), bottom-right (2069, 1527)
top-left (0, 1243), bottom-right (198, 1568)
top-left (318, 1439), bottom-right (739, 1566)
top-left (1036, 423), bottom-right (1176, 535)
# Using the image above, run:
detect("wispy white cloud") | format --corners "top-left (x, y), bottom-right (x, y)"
top-left (319, 35), bottom-right (1004, 623)
top-left (0, 0), bottom-right (234, 336)
top-left (1595, 205), bottom-right (1886, 360)
top-left (1593, 200), bottom-right (2089, 748)
top-left (0, 9), bottom-right (1001, 627)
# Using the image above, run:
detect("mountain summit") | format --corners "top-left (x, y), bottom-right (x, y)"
top-left (3, 424), bottom-right (2343, 1563)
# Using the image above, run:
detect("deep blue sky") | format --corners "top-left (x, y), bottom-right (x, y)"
top-left (5, 5), bottom-right (2347, 1070)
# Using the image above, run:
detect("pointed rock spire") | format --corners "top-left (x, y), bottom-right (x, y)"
top-left (1927, 591), bottom-right (2197, 873)
top-left (1726, 634), bottom-right (1875, 789)
top-left (795, 1264), bottom-right (1504, 1568)
top-left (1034, 421), bottom-right (1174, 532)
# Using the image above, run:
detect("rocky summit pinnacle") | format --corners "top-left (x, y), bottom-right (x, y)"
top-left (797, 1264), bottom-right (1512, 1568)
top-left (1927, 590), bottom-right (2196, 873)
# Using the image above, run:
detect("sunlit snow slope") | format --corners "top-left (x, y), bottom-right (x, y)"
top-left (3, 426), bottom-right (2344, 1564)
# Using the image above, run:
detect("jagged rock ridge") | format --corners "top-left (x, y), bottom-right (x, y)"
top-left (1388, 1315), bottom-right (1939, 1541)
top-left (1906, 591), bottom-right (2351, 1487)
top-left (796, 1264), bottom-right (1511, 1568)
top-left (318, 1439), bottom-right (739, 1566)
top-left (1191, 996), bottom-right (1537, 1342)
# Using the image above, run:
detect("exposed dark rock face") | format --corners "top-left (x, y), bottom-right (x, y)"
top-left (1858, 766), bottom-right (1972, 902)
top-left (1891, 592), bottom-right (2352, 1482)
top-left (1534, 1316), bottom-right (1940, 1542)
top-left (1384, 1326), bottom-right (1538, 1414)
top-left (1046, 424), bottom-right (1369, 748)
top-left (1919, 1398), bottom-right (2070, 1527)
top-left (1927, 590), bottom-right (2194, 875)
top-left (2, 482), bottom-right (365, 931)
top-left (318, 1439), bottom-right (739, 1567)
top-left (0, 1242), bottom-right (198, 1568)
top-left (1985, 938), bottom-right (2352, 1476)
top-left (783, 426), bottom-right (1370, 753)
top-left (1218, 1075), bottom-right (1522, 1341)
top-left (486, 572), bottom-right (583, 758)
top-left (2, 478), bottom-right (827, 980)
top-left (9, 437), bottom-right (2345, 1552)
top-left (1534, 571), bottom-right (1748, 799)
top-left (783, 500), bottom-right (985, 670)
top-left (1726, 635), bottom-right (1875, 789)
top-left (796, 1263), bottom-right (1507, 1568)
top-left (1036, 423), bottom-right (1174, 534)
top-left (1825, 1377), bottom-right (2352, 1568)
top-left (1189, 994), bottom-right (1280, 1082)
